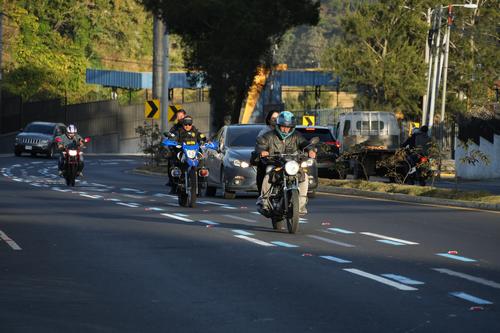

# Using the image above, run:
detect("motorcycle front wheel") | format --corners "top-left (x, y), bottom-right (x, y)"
top-left (188, 168), bottom-right (197, 208)
top-left (286, 189), bottom-right (300, 234)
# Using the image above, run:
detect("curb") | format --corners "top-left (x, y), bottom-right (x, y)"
top-left (317, 186), bottom-right (500, 212)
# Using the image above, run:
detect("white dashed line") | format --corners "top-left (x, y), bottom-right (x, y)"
top-left (271, 241), bottom-right (299, 248)
top-left (0, 230), bottom-right (22, 250)
top-left (232, 230), bottom-right (254, 236)
top-left (361, 232), bottom-right (419, 245)
top-left (449, 292), bottom-right (493, 305)
top-left (116, 202), bottom-right (140, 208)
top-left (343, 268), bottom-right (418, 291)
top-left (433, 268), bottom-right (500, 289)
top-left (80, 194), bottom-right (103, 199)
top-left (223, 214), bottom-right (256, 223)
top-left (234, 235), bottom-right (276, 247)
top-left (436, 253), bottom-right (476, 262)
top-left (161, 213), bottom-right (193, 222)
top-left (308, 234), bottom-right (355, 248)
top-left (320, 255), bottom-right (352, 264)
top-left (381, 274), bottom-right (425, 285)
top-left (198, 220), bottom-right (219, 225)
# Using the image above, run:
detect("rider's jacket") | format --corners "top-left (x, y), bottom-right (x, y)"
top-left (56, 134), bottom-right (83, 150)
top-left (173, 126), bottom-right (206, 145)
top-left (255, 129), bottom-right (309, 158)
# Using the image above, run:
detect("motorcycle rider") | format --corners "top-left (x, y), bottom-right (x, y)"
top-left (56, 124), bottom-right (85, 176)
top-left (401, 125), bottom-right (431, 162)
top-left (255, 110), bottom-right (280, 193)
top-left (255, 111), bottom-right (316, 216)
top-left (165, 109), bottom-right (187, 191)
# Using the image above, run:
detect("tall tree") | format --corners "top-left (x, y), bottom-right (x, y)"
top-left (140, 0), bottom-right (320, 130)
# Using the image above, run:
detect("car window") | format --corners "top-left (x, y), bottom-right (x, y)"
top-left (343, 120), bottom-right (351, 137)
top-left (24, 124), bottom-right (54, 135)
top-left (356, 121), bottom-right (385, 131)
top-left (295, 128), bottom-right (334, 142)
top-left (225, 126), bottom-right (265, 147)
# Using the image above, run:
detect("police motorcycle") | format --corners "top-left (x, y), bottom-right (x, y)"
top-left (261, 137), bottom-right (319, 234)
top-left (56, 136), bottom-right (90, 187)
top-left (162, 134), bottom-right (217, 207)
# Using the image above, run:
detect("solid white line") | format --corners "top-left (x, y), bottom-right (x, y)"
top-left (0, 230), bottom-right (22, 250)
top-left (308, 234), bottom-right (355, 248)
top-left (361, 232), bottom-right (419, 245)
top-left (381, 274), bottom-right (425, 285)
top-left (161, 213), bottom-right (193, 222)
top-left (433, 268), bottom-right (500, 289)
top-left (320, 255), bottom-right (352, 263)
top-left (199, 220), bottom-right (219, 225)
top-left (234, 235), bottom-right (276, 247)
top-left (223, 214), bottom-right (256, 223)
top-left (343, 268), bottom-right (418, 291)
top-left (449, 292), bottom-right (493, 305)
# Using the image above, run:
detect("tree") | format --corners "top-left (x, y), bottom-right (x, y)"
top-left (140, 0), bottom-right (320, 130)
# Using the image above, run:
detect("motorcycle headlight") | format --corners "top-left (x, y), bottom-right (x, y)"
top-left (68, 150), bottom-right (78, 157)
top-left (233, 159), bottom-right (249, 168)
top-left (285, 160), bottom-right (300, 176)
top-left (185, 149), bottom-right (197, 159)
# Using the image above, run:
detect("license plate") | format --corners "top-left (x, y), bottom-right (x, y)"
top-left (25, 145), bottom-right (32, 150)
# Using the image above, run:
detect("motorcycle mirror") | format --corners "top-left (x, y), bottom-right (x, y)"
top-left (84, 137), bottom-right (91, 143)
top-left (55, 137), bottom-right (62, 143)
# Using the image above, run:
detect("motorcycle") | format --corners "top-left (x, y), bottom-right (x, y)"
top-left (261, 137), bottom-right (319, 234)
top-left (162, 135), bottom-right (217, 207)
top-left (393, 148), bottom-right (433, 186)
top-left (56, 137), bottom-right (90, 187)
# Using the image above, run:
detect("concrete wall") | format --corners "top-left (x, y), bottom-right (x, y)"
top-left (455, 134), bottom-right (500, 179)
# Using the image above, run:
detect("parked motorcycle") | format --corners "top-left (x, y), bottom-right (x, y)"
top-left (162, 136), bottom-right (217, 207)
top-left (56, 137), bottom-right (90, 187)
top-left (261, 137), bottom-right (319, 234)
top-left (393, 149), bottom-right (433, 186)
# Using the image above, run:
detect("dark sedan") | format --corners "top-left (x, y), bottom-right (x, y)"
top-left (14, 122), bottom-right (66, 158)
top-left (205, 124), bottom-right (318, 199)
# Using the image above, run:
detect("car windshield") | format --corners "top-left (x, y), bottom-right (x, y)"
top-left (225, 126), bottom-right (265, 147)
top-left (296, 128), bottom-right (334, 142)
top-left (24, 124), bottom-right (54, 135)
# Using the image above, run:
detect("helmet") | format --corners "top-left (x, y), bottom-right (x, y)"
top-left (275, 111), bottom-right (296, 139)
top-left (182, 116), bottom-right (193, 126)
top-left (67, 124), bottom-right (77, 134)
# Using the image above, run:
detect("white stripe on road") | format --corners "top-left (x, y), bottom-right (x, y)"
top-left (0, 230), bottom-right (22, 250)
top-left (436, 253), bottom-right (476, 262)
top-left (377, 239), bottom-right (406, 246)
top-left (449, 292), bottom-right (493, 305)
top-left (361, 232), bottom-right (419, 245)
top-left (80, 194), bottom-right (103, 199)
top-left (161, 213), bottom-right (193, 222)
top-left (199, 220), bottom-right (219, 225)
top-left (105, 198), bottom-right (121, 202)
top-left (116, 202), bottom-right (140, 208)
top-left (234, 235), bottom-right (276, 247)
top-left (320, 255), bottom-right (352, 263)
top-left (381, 274), bottom-right (425, 285)
top-left (328, 228), bottom-right (355, 234)
top-left (223, 214), bottom-right (256, 223)
top-left (433, 268), bottom-right (500, 289)
top-left (343, 268), bottom-right (418, 291)
top-left (202, 200), bottom-right (227, 206)
top-left (121, 188), bottom-right (145, 193)
top-left (271, 241), bottom-right (299, 248)
top-left (308, 234), bottom-right (355, 248)
top-left (146, 207), bottom-right (165, 212)
top-left (232, 230), bottom-right (254, 236)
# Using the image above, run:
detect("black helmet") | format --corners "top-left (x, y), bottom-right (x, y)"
top-left (182, 116), bottom-right (193, 126)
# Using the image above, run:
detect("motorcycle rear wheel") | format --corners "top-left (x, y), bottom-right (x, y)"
top-left (286, 190), bottom-right (300, 234)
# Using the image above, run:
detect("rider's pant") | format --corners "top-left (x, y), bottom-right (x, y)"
top-left (258, 171), bottom-right (309, 214)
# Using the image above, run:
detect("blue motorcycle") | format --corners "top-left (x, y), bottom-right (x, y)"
top-left (162, 136), bottom-right (217, 207)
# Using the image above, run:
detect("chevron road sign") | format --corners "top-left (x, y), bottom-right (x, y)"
top-left (145, 100), bottom-right (160, 119)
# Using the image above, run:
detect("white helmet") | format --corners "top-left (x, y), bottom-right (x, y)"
top-left (67, 124), bottom-right (77, 134)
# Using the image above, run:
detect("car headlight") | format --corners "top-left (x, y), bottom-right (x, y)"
top-left (185, 149), bottom-right (197, 159)
top-left (233, 159), bottom-right (249, 168)
top-left (40, 140), bottom-right (49, 145)
top-left (285, 160), bottom-right (300, 175)
top-left (15, 137), bottom-right (20, 143)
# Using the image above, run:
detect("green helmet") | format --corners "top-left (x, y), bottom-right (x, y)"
top-left (275, 111), bottom-right (296, 140)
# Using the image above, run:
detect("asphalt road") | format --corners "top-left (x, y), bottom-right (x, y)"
top-left (1, 155), bottom-right (499, 332)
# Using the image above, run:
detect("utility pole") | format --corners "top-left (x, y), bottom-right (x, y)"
top-left (152, 16), bottom-right (163, 99)
top-left (161, 22), bottom-right (169, 133)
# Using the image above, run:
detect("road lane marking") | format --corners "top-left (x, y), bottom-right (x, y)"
top-left (199, 220), bottom-right (219, 225)
top-left (232, 230), bottom-right (254, 236)
top-left (221, 205), bottom-right (237, 210)
top-left (0, 230), bottom-right (22, 250)
top-left (361, 232), bottom-right (419, 245)
top-left (202, 201), bottom-right (227, 206)
top-left (320, 255), bottom-right (352, 263)
top-left (116, 202), bottom-right (140, 208)
top-left (433, 268), bottom-right (500, 289)
top-left (436, 253), bottom-right (476, 262)
top-left (377, 240), bottom-right (406, 246)
top-left (106, 198), bottom-right (121, 202)
top-left (308, 234), bottom-right (355, 248)
top-left (328, 228), bottom-right (355, 234)
top-left (234, 235), bottom-right (276, 247)
top-left (343, 268), bottom-right (418, 291)
top-left (381, 274), bottom-right (425, 285)
top-left (121, 188), bottom-right (145, 193)
top-left (223, 214), bottom-right (256, 223)
top-left (251, 212), bottom-right (260, 215)
top-left (161, 213), bottom-right (193, 222)
top-left (271, 241), bottom-right (299, 248)
top-left (146, 207), bottom-right (165, 212)
top-left (449, 292), bottom-right (493, 305)
top-left (80, 194), bottom-right (103, 199)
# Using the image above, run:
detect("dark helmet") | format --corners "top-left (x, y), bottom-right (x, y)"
top-left (265, 110), bottom-right (280, 126)
top-left (420, 125), bottom-right (429, 133)
top-left (275, 111), bottom-right (296, 139)
top-left (182, 116), bottom-right (193, 126)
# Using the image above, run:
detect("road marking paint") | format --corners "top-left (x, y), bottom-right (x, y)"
top-left (202, 200), bottom-right (227, 206)
top-left (223, 214), bottom-right (256, 223)
top-left (153, 193), bottom-right (170, 197)
top-left (122, 194), bottom-right (145, 199)
top-left (121, 188), bottom-right (144, 193)
top-left (433, 268), bottom-right (500, 289)
top-left (221, 205), bottom-right (238, 210)
top-left (116, 202), bottom-right (140, 208)
top-left (80, 194), bottom-right (103, 199)
top-left (271, 241), bottom-right (299, 248)
top-left (449, 292), bottom-right (493, 305)
top-left (199, 220), bottom-right (219, 225)
top-left (320, 255), bottom-right (352, 263)
top-left (381, 274), bottom-right (425, 285)
top-left (105, 198), bottom-right (121, 202)
top-left (232, 230), bottom-right (254, 236)
top-left (161, 213), bottom-right (193, 222)
top-left (377, 239), bottom-right (406, 246)
top-left (328, 228), bottom-right (355, 234)
top-left (175, 213), bottom-right (189, 217)
top-left (234, 235), bottom-right (276, 247)
top-left (12, 178), bottom-right (23, 182)
top-left (251, 212), bottom-right (260, 215)
top-left (361, 232), bottom-right (419, 245)
top-left (343, 268), bottom-right (418, 291)
top-left (166, 203), bottom-right (178, 207)
top-left (30, 183), bottom-right (43, 187)
top-left (308, 234), bottom-right (355, 248)
top-left (299, 220), bottom-right (308, 224)
top-left (146, 207), bottom-right (165, 212)
top-left (0, 230), bottom-right (22, 250)
top-left (436, 253), bottom-right (476, 262)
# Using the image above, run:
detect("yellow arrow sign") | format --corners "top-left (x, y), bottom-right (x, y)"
top-left (302, 115), bottom-right (315, 127)
top-left (145, 100), bottom-right (160, 119)
top-left (168, 104), bottom-right (183, 123)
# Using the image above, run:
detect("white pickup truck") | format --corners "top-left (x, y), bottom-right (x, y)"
top-left (336, 111), bottom-right (401, 179)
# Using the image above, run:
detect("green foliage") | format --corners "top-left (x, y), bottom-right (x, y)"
top-left (458, 139), bottom-right (490, 166)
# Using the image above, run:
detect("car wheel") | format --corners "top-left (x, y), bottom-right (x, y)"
top-left (221, 169), bottom-right (236, 199)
